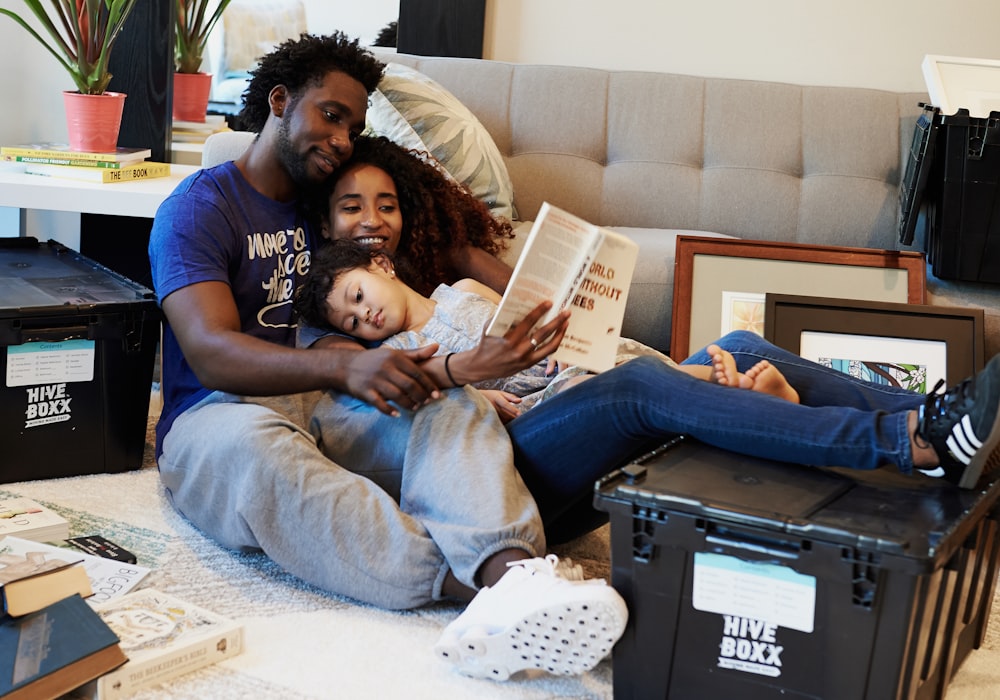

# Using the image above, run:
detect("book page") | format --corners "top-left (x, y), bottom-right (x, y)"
top-left (553, 229), bottom-right (639, 372)
top-left (486, 202), bottom-right (602, 337)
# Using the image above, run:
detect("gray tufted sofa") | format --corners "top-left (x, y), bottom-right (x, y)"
top-left (205, 51), bottom-right (1000, 360)
top-left (379, 52), bottom-right (1000, 362)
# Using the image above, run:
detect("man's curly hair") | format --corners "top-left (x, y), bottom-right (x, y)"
top-left (319, 135), bottom-right (514, 296)
top-left (239, 32), bottom-right (385, 132)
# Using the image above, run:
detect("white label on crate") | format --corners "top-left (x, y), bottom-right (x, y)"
top-left (693, 552), bottom-right (815, 633)
top-left (6, 340), bottom-right (95, 387)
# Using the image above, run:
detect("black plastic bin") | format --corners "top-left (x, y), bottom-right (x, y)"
top-left (0, 238), bottom-right (160, 483)
top-left (594, 436), bottom-right (1000, 699)
top-left (899, 104), bottom-right (1000, 283)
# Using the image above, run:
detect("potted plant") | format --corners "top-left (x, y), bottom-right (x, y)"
top-left (173, 0), bottom-right (232, 122)
top-left (0, 0), bottom-right (141, 152)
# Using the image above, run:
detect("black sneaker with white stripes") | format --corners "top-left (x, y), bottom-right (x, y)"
top-left (916, 354), bottom-right (1000, 489)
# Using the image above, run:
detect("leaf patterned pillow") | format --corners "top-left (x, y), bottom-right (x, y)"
top-left (366, 63), bottom-right (516, 222)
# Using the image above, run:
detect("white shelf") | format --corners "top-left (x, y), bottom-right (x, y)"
top-left (0, 162), bottom-right (199, 221)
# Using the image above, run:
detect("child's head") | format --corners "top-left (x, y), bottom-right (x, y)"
top-left (295, 239), bottom-right (410, 342)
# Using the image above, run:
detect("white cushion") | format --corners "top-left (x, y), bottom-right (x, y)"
top-left (366, 62), bottom-right (517, 222)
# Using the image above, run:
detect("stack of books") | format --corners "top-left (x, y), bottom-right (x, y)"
top-left (0, 142), bottom-right (170, 183)
top-left (172, 114), bottom-right (230, 144)
top-left (0, 497), bottom-right (70, 543)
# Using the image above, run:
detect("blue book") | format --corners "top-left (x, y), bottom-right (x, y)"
top-left (0, 593), bottom-right (126, 700)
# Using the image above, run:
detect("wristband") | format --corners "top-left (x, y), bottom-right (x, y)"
top-left (444, 353), bottom-right (461, 387)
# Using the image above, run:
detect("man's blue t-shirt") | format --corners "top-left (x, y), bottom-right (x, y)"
top-left (148, 161), bottom-right (316, 455)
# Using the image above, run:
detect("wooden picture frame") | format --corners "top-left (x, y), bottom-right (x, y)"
top-left (670, 236), bottom-right (927, 361)
top-left (763, 294), bottom-right (985, 388)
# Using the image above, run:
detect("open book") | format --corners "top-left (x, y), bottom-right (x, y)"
top-left (486, 202), bottom-right (639, 373)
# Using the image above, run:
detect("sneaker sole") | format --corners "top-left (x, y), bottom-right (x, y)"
top-left (434, 596), bottom-right (628, 681)
top-left (957, 401), bottom-right (1000, 488)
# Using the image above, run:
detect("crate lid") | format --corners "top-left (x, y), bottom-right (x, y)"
top-left (595, 436), bottom-right (1000, 566)
top-left (0, 238), bottom-right (155, 314)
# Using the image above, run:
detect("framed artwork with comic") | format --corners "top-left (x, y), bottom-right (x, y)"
top-left (763, 294), bottom-right (985, 389)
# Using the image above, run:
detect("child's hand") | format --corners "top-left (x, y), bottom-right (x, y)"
top-left (479, 390), bottom-right (522, 424)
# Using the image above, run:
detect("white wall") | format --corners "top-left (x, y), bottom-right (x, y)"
top-left (302, 1), bottom-right (397, 45)
top-left (0, 19), bottom-right (81, 246)
top-left (483, 0), bottom-right (1000, 93)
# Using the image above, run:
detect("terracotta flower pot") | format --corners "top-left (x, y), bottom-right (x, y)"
top-left (63, 91), bottom-right (127, 153)
top-left (173, 72), bottom-right (213, 123)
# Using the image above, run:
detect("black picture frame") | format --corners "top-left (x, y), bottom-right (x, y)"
top-left (763, 294), bottom-right (985, 387)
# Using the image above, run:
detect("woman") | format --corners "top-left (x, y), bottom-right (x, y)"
top-left (318, 134), bottom-right (515, 296)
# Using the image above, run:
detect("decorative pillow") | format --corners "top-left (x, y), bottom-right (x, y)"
top-left (366, 62), bottom-right (517, 222)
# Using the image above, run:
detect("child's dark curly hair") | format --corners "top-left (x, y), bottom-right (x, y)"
top-left (240, 32), bottom-right (385, 133)
top-left (319, 135), bottom-right (514, 296)
top-left (294, 239), bottom-right (385, 332)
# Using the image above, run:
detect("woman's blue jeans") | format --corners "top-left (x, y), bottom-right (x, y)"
top-left (507, 331), bottom-right (925, 543)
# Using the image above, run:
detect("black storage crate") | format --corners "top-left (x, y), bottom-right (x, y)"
top-left (594, 437), bottom-right (1000, 700)
top-left (898, 104), bottom-right (1000, 283)
top-left (0, 238), bottom-right (160, 483)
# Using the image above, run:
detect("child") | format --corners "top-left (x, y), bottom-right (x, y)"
top-left (295, 239), bottom-right (799, 420)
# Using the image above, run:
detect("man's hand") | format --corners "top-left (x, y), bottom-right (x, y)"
top-left (341, 345), bottom-right (441, 415)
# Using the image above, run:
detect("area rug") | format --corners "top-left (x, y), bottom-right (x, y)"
top-left (4, 410), bottom-right (1000, 699)
top-left (2, 412), bottom-right (614, 700)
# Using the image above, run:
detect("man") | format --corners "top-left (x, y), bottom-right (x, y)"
top-left (149, 32), bottom-right (627, 683)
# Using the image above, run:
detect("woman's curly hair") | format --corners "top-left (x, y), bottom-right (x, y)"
top-left (321, 135), bottom-right (514, 296)
top-left (240, 32), bottom-right (385, 132)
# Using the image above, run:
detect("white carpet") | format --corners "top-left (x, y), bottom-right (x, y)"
top-left (4, 410), bottom-right (1000, 699)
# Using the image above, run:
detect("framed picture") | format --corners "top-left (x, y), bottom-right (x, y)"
top-left (670, 236), bottom-right (927, 361)
top-left (921, 54), bottom-right (1000, 117)
top-left (763, 294), bottom-right (985, 389)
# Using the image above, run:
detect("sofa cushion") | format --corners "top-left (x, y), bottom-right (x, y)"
top-left (366, 62), bottom-right (517, 222)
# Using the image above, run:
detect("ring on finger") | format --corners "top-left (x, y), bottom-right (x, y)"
top-left (529, 337), bottom-right (539, 348)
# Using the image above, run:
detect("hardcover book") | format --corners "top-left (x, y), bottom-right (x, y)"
top-left (1, 552), bottom-right (92, 617)
top-left (0, 594), bottom-right (127, 700)
top-left (23, 161), bottom-right (170, 184)
top-left (0, 143), bottom-right (152, 164)
top-left (0, 536), bottom-right (150, 606)
top-left (0, 498), bottom-right (70, 543)
top-left (92, 589), bottom-right (245, 699)
top-left (486, 201), bottom-right (639, 372)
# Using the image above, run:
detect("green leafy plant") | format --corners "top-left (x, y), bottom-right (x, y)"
top-left (0, 0), bottom-right (140, 95)
top-left (175, 0), bottom-right (232, 74)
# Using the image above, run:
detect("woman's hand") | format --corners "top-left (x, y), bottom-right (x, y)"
top-left (446, 301), bottom-right (570, 385)
top-left (478, 389), bottom-right (523, 424)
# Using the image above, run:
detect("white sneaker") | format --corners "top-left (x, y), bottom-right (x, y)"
top-left (434, 555), bottom-right (628, 681)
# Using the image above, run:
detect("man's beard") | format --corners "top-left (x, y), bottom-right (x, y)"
top-left (275, 114), bottom-right (318, 191)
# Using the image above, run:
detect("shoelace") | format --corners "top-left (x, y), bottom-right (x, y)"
top-left (919, 377), bottom-right (973, 441)
top-left (507, 554), bottom-right (586, 581)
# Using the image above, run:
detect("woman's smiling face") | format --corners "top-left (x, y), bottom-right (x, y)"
top-left (323, 163), bottom-right (404, 253)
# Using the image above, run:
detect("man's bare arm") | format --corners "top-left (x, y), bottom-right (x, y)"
top-left (162, 281), bottom-right (440, 412)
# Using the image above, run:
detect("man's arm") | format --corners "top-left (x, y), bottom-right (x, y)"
top-left (163, 280), bottom-right (440, 414)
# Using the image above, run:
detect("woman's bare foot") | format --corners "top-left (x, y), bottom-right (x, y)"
top-left (745, 360), bottom-right (800, 403)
